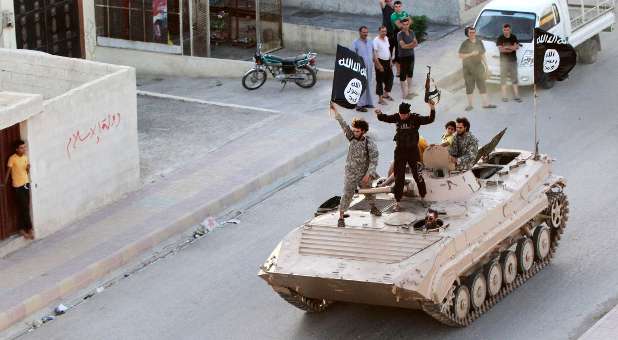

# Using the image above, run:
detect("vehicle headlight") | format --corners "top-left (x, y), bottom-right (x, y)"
top-left (520, 50), bottom-right (533, 67)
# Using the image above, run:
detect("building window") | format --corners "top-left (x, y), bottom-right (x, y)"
top-left (95, 0), bottom-right (182, 52)
top-left (94, 0), bottom-right (282, 58)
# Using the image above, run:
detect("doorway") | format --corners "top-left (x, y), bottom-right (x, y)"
top-left (13, 0), bottom-right (84, 58)
top-left (0, 124), bottom-right (22, 240)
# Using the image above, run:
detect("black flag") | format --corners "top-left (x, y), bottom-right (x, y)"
top-left (331, 45), bottom-right (368, 109)
top-left (534, 28), bottom-right (577, 84)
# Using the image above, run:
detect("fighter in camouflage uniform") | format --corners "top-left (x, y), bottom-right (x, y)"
top-left (330, 103), bottom-right (381, 228)
top-left (449, 116), bottom-right (479, 171)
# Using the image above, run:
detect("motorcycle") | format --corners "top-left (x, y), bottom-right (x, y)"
top-left (242, 45), bottom-right (318, 90)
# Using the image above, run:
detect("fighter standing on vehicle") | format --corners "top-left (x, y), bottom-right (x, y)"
top-left (330, 103), bottom-right (381, 228)
top-left (375, 100), bottom-right (436, 211)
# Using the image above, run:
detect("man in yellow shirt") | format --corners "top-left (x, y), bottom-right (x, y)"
top-left (3, 140), bottom-right (33, 239)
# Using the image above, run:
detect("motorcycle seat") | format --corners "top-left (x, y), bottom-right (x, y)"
top-left (269, 54), bottom-right (307, 65)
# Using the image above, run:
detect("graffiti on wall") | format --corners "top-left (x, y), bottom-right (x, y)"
top-left (66, 113), bottom-right (121, 159)
top-left (464, 0), bottom-right (490, 10)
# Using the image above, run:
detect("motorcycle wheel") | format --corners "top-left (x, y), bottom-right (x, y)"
top-left (242, 69), bottom-right (267, 90)
top-left (295, 66), bottom-right (317, 89)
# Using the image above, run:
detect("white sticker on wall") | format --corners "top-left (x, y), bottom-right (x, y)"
top-left (344, 78), bottom-right (363, 105)
top-left (543, 49), bottom-right (560, 73)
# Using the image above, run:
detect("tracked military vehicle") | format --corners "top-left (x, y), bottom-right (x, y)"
top-left (258, 133), bottom-right (569, 326)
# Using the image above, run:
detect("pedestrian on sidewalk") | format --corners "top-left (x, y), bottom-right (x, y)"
top-left (458, 26), bottom-right (496, 111)
top-left (379, 0), bottom-right (396, 66)
top-left (374, 25), bottom-right (394, 104)
top-left (397, 18), bottom-right (418, 100)
top-left (496, 24), bottom-right (522, 102)
top-left (2, 140), bottom-right (34, 240)
top-left (375, 100), bottom-right (436, 212)
top-left (330, 102), bottom-right (381, 228)
top-left (353, 26), bottom-right (376, 112)
top-left (390, 1), bottom-right (411, 78)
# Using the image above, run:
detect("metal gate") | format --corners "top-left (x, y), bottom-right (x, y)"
top-left (0, 124), bottom-right (22, 240)
top-left (13, 0), bottom-right (83, 58)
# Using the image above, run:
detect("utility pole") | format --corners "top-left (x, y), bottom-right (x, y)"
top-left (255, 0), bottom-right (262, 47)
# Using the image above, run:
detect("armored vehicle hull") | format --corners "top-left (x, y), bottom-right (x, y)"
top-left (259, 149), bottom-right (569, 326)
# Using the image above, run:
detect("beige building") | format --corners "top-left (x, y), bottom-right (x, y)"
top-left (0, 48), bottom-right (139, 252)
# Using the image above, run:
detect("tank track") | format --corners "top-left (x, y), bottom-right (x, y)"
top-left (276, 290), bottom-right (333, 313)
top-left (421, 189), bottom-right (569, 327)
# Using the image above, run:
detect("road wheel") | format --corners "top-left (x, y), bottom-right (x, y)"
top-left (468, 272), bottom-right (487, 310)
top-left (453, 284), bottom-right (471, 320)
top-left (539, 74), bottom-right (555, 89)
top-left (295, 66), bottom-right (317, 88)
top-left (533, 225), bottom-right (551, 260)
top-left (516, 237), bottom-right (535, 273)
top-left (242, 69), bottom-right (267, 90)
top-left (484, 259), bottom-right (503, 296)
top-left (500, 250), bottom-right (517, 285)
top-left (578, 36), bottom-right (600, 64)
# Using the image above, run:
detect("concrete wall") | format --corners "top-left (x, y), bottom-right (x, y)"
top-left (285, 0), bottom-right (491, 25)
top-left (0, 49), bottom-right (140, 238)
top-left (285, 0), bottom-right (462, 25)
top-left (89, 46), bottom-right (334, 79)
top-left (283, 23), bottom-right (358, 55)
top-left (0, 49), bottom-right (114, 99)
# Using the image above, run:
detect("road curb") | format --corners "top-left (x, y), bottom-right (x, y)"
top-left (578, 303), bottom-right (618, 340)
top-left (0, 129), bottom-right (346, 333)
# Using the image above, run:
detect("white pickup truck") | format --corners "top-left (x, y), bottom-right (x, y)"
top-left (474, 0), bottom-right (615, 88)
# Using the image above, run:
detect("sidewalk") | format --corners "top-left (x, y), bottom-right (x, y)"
top-left (0, 28), bottom-right (466, 333)
top-left (281, 5), bottom-right (460, 56)
top-left (579, 304), bottom-right (618, 340)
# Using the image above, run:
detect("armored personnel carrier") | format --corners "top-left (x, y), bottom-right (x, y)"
top-left (258, 135), bottom-right (569, 327)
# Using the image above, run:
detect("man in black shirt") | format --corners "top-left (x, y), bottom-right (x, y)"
top-left (458, 26), bottom-right (496, 111)
top-left (379, 0), bottom-right (396, 63)
top-left (496, 24), bottom-right (522, 102)
top-left (375, 100), bottom-right (436, 211)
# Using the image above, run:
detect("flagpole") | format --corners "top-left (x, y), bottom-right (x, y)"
top-left (533, 26), bottom-right (539, 160)
top-left (533, 83), bottom-right (539, 160)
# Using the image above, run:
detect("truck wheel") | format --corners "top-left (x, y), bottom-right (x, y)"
top-left (578, 36), bottom-right (600, 64)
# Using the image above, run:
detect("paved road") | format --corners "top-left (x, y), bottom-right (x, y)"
top-left (20, 31), bottom-right (618, 340)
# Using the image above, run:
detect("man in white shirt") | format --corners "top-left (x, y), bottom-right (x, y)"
top-left (373, 25), bottom-right (394, 105)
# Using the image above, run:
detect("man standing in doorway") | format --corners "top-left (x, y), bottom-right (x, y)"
top-left (353, 26), bottom-right (375, 112)
top-left (390, 1), bottom-right (411, 78)
top-left (2, 140), bottom-right (33, 239)
top-left (397, 18), bottom-right (418, 100)
top-left (458, 26), bottom-right (496, 111)
top-left (496, 24), bottom-right (522, 102)
top-left (374, 25), bottom-right (394, 104)
top-left (376, 100), bottom-right (436, 212)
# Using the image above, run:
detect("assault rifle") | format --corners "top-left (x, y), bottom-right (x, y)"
top-left (424, 66), bottom-right (441, 104)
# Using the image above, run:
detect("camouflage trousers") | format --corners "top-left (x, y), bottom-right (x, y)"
top-left (340, 172), bottom-right (375, 213)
